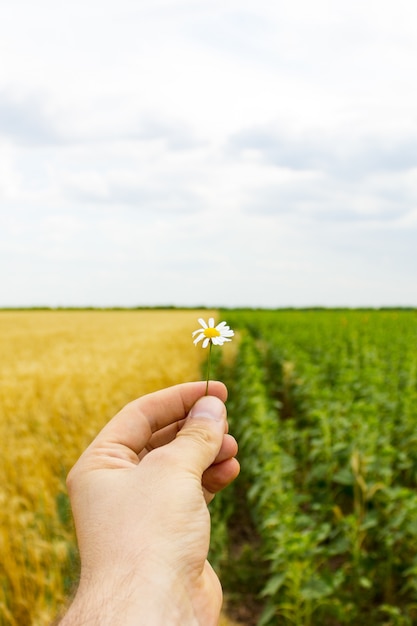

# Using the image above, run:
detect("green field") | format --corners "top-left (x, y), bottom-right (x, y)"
top-left (210, 309), bottom-right (417, 625)
top-left (2, 308), bottom-right (416, 625)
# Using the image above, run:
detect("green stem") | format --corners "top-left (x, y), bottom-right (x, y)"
top-left (205, 342), bottom-right (213, 395)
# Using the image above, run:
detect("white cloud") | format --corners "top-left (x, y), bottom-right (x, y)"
top-left (0, 0), bottom-right (417, 307)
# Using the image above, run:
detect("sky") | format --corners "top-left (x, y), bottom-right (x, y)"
top-left (0, 0), bottom-right (416, 308)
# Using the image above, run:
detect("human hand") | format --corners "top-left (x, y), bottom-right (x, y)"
top-left (59, 381), bottom-right (239, 626)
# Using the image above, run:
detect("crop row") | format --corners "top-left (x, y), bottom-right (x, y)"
top-left (210, 310), bottom-right (417, 625)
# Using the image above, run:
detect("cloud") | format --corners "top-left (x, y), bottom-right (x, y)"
top-left (0, 91), bottom-right (64, 145)
top-left (1, 0), bottom-right (417, 307)
top-left (228, 123), bottom-right (417, 228)
top-left (242, 173), bottom-right (417, 225)
top-left (229, 126), bottom-right (417, 179)
top-left (64, 173), bottom-right (205, 214)
top-left (125, 114), bottom-right (203, 150)
top-left (0, 84), bottom-right (203, 152)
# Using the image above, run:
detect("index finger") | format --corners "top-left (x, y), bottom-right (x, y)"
top-left (93, 381), bottom-right (228, 456)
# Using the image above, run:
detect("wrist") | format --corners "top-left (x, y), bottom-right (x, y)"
top-left (59, 562), bottom-right (199, 626)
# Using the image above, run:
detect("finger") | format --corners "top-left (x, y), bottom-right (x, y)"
top-left (203, 457), bottom-right (241, 502)
top-left (165, 395), bottom-right (228, 477)
top-left (211, 434), bottom-right (238, 466)
top-left (92, 381), bottom-right (227, 456)
top-left (140, 416), bottom-right (234, 462)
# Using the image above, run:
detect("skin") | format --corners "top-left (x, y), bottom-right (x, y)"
top-left (58, 381), bottom-right (240, 626)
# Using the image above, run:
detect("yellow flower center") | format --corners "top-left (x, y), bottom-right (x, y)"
top-left (204, 327), bottom-right (221, 338)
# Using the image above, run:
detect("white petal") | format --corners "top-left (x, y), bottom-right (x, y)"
top-left (202, 337), bottom-right (210, 348)
top-left (198, 318), bottom-right (208, 328)
top-left (193, 333), bottom-right (204, 345)
top-left (208, 317), bottom-right (215, 327)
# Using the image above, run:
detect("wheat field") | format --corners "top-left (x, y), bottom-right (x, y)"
top-left (0, 309), bottom-right (239, 626)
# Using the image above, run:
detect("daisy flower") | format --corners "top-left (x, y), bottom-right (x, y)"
top-left (192, 317), bottom-right (234, 348)
top-left (192, 317), bottom-right (234, 394)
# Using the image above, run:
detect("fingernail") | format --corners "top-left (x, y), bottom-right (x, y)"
top-left (189, 396), bottom-right (225, 421)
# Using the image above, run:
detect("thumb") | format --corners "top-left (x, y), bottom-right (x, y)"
top-left (170, 395), bottom-right (227, 477)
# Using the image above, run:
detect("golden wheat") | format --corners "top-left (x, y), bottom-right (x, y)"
top-left (0, 309), bottom-right (238, 626)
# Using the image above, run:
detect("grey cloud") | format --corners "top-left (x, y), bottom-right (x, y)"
top-left (66, 179), bottom-right (204, 214)
top-left (229, 127), bottom-right (417, 179)
top-left (233, 124), bottom-right (417, 224)
top-left (230, 129), bottom-right (325, 170)
top-left (126, 115), bottom-right (203, 151)
top-left (244, 178), bottom-right (416, 223)
top-left (0, 92), bottom-right (64, 145)
top-left (0, 91), bottom-right (202, 150)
